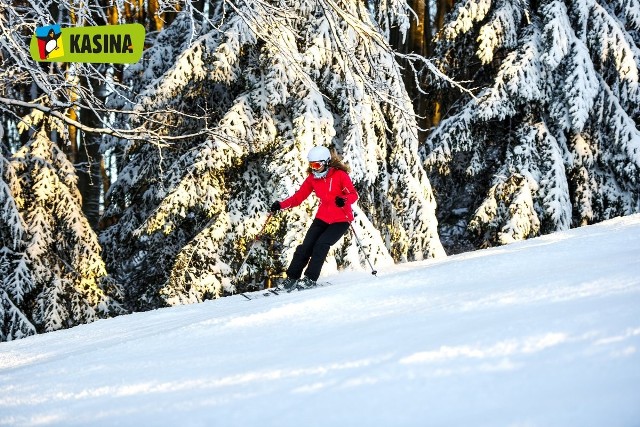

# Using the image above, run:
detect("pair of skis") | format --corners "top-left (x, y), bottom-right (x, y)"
top-left (239, 281), bottom-right (333, 301)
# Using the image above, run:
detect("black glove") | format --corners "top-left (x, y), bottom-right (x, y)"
top-left (270, 201), bottom-right (281, 212)
top-left (335, 196), bottom-right (346, 207)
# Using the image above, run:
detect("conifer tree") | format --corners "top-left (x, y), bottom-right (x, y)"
top-left (9, 127), bottom-right (124, 333)
top-left (423, 0), bottom-right (640, 251)
top-left (0, 149), bottom-right (36, 341)
top-left (101, 0), bottom-right (446, 308)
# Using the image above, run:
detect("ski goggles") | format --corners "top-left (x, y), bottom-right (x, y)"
top-left (309, 160), bottom-right (327, 171)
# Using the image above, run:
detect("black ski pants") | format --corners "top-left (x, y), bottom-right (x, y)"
top-left (286, 218), bottom-right (350, 282)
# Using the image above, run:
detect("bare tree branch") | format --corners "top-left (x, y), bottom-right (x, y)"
top-left (0, 96), bottom-right (211, 143)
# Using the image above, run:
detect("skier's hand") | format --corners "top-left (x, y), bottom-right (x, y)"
top-left (335, 196), bottom-right (346, 207)
top-left (270, 201), bottom-right (281, 212)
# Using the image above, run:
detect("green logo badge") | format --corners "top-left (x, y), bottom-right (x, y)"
top-left (31, 24), bottom-right (145, 63)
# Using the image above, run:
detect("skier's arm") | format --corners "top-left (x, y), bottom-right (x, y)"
top-left (279, 175), bottom-right (314, 209)
top-left (340, 172), bottom-right (358, 205)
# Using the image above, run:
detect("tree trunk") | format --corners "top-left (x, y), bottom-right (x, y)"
top-left (392, 0), bottom-right (431, 138)
top-left (76, 81), bottom-right (104, 230)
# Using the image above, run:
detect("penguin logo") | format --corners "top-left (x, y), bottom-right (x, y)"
top-left (35, 25), bottom-right (64, 60)
top-left (43, 29), bottom-right (60, 56)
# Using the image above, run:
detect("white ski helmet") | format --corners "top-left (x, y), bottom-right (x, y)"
top-left (307, 146), bottom-right (331, 163)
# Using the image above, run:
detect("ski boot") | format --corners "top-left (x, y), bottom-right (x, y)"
top-left (276, 278), bottom-right (298, 292)
top-left (293, 276), bottom-right (317, 292)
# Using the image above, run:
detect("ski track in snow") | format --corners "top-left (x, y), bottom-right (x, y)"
top-left (1, 215), bottom-right (639, 426)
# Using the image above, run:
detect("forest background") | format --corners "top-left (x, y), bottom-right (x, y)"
top-left (1, 0), bottom-right (639, 341)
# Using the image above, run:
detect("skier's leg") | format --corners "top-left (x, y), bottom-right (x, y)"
top-left (303, 222), bottom-right (350, 281)
top-left (286, 219), bottom-right (328, 280)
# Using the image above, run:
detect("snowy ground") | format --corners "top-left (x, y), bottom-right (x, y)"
top-left (1, 215), bottom-right (640, 427)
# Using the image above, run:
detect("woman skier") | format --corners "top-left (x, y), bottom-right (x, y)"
top-left (270, 146), bottom-right (358, 291)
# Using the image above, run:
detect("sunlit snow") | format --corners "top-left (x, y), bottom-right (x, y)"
top-left (1, 215), bottom-right (639, 426)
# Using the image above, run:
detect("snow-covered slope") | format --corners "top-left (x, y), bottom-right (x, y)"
top-left (1, 215), bottom-right (640, 427)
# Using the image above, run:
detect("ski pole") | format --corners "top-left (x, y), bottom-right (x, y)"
top-left (342, 208), bottom-right (378, 276)
top-left (349, 222), bottom-right (378, 276)
top-left (233, 212), bottom-right (275, 285)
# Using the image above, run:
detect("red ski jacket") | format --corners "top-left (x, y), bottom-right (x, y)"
top-left (279, 168), bottom-right (359, 223)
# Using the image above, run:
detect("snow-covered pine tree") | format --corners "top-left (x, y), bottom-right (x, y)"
top-left (9, 126), bottom-right (124, 333)
top-left (101, 0), bottom-right (445, 308)
top-left (0, 147), bottom-right (36, 341)
top-left (422, 0), bottom-right (640, 251)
